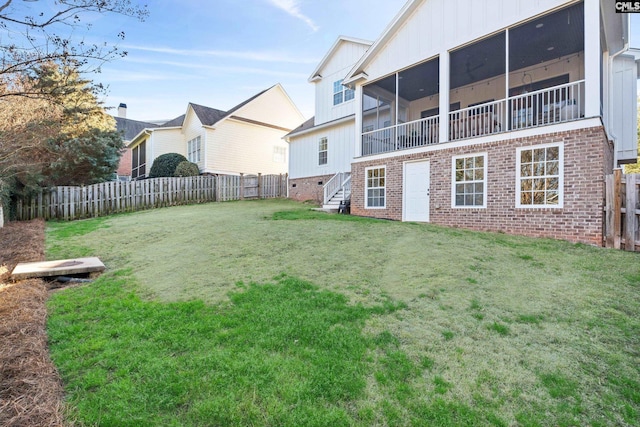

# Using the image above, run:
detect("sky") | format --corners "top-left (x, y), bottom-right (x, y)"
top-left (6, 1), bottom-right (640, 123)
top-left (81, 0), bottom-right (408, 122)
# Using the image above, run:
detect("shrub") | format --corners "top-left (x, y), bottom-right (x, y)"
top-left (148, 153), bottom-right (188, 178)
top-left (174, 161), bottom-right (200, 177)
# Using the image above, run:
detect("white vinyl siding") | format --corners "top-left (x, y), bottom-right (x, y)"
top-left (273, 146), bottom-right (286, 163)
top-left (318, 137), bottom-right (328, 165)
top-left (287, 121), bottom-right (355, 179)
top-left (315, 41), bottom-right (370, 125)
top-left (187, 136), bottom-right (201, 163)
top-left (206, 120), bottom-right (289, 175)
top-left (365, 166), bottom-right (386, 208)
top-left (516, 143), bottom-right (563, 208)
top-left (452, 153), bottom-right (487, 208)
top-left (229, 85), bottom-right (305, 131)
top-left (361, 0), bottom-right (571, 83)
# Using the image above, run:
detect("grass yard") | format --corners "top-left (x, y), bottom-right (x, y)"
top-left (46, 199), bottom-right (640, 426)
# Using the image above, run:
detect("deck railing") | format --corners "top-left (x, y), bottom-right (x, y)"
top-left (323, 172), bottom-right (351, 205)
top-left (361, 80), bottom-right (585, 155)
top-left (362, 116), bottom-right (439, 156)
top-left (449, 99), bottom-right (505, 141)
top-left (508, 80), bottom-right (584, 131)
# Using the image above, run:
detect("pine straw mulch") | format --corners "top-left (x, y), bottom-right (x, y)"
top-left (0, 219), bottom-right (66, 427)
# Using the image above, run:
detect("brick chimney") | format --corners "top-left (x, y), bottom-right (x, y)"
top-left (118, 103), bottom-right (127, 118)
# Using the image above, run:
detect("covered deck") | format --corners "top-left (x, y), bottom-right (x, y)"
top-left (361, 2), bottom-right (585, 156)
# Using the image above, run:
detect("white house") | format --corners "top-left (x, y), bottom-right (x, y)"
top-left (128, 84), bottom-right (304, 179)
top-left (285, 36), bottom-right (372, 205)
top-left (290, 0), bottom-right (639, 246)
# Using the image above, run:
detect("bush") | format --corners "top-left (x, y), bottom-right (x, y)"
top-left (174, 161), bottom-right (200, 177)
top-left (148, 153), bottom-right (188, 178)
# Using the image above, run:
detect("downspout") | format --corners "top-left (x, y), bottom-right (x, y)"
top-left (608, 41), bottom-right (630, 167)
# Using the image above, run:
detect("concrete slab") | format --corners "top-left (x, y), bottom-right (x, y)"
top-left (11, 257), bottom-right (105, 280)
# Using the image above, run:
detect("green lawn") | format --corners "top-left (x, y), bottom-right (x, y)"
top-left (46, 199), bottom-right (640, 426)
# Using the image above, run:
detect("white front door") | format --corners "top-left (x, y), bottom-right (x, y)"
top-left (403, 160), bottom-right (430, 222)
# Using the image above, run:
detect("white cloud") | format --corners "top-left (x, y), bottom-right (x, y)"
top-left (120, 44), bottom-right (319, 64)
top-left (117, 56), bottom-right (309, 79)
top-left (266, 0), bottom-right (319, 32)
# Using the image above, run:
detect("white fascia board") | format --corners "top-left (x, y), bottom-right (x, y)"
top-left (352, 118), bottom-right (603, 164)
top-left (343, 0), bottom-right (423, 83)
top-left (285, 115), bottom-right (354, 140)
top-left (308, 36), bottom-right (374, 83)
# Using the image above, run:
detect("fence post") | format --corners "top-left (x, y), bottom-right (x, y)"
top-left (613, 169), bottom-right (622, 249)
top-left (258, 173), bottom-right (262, 199)
top-left (240, 173), bottom-right (245, 200)
top-left (625, 173), bottom-right (637, 252)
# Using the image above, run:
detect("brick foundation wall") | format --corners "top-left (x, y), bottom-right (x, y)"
top-left (289, 174), bottom-right (334, 204)
top-left (351, 126), bottom-right (612, 246)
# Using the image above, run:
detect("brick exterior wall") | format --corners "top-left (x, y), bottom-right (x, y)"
top-left (116, 148), bottom-right (132, 177)
top-left (351, 126), bottom-right (613, 246)
top-left (289, 174), bottom-right (334, 203)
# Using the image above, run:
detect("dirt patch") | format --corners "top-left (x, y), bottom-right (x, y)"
top-left (0, 220), bottom-right (65, 427)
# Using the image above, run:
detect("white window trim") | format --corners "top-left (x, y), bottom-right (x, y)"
top-left (365, 165), bottom-right (386, 209)
top-left (515, 142), bottom-right (564, 209)
top-left (273, 146), bottom-right (286, 163)
top-left (318, 137), bottom-right (328, 166)
top-left (187, 136), bottom-right (201, 163)
top-left (451, 152), bottom-right (488, 209)
top-left (333, 79), bottom-right (355, 106)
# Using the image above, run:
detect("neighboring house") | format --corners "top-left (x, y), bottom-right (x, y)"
top-left (114, 104), bottom-right (159, 179)
top-left (285, 36), bottom-right (372, 206)
top-left (127, 84), bottom-right (304, 179)
top-left (291, 0), bottom-right (639, 246)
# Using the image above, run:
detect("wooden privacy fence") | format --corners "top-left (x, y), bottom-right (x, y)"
top-left (604, 170), bottom-right (640, 251)
top-left (16, 173), bottom-right (288, 221)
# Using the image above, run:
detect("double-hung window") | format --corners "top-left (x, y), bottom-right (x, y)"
top-left (188, 136), bottom-right (201, 163)
top-left (333, 79), bottom-right (354, 105)
top-left (452, 153), bottom-right (487, 208)
top-left (318, 137), bottom-right (328, 165)
top-left (517, 143), bottom-right (563, 208)
top-left (273, 146), bottom-right (286, 163)
top-left (365, 166), bottom-right (386, 208)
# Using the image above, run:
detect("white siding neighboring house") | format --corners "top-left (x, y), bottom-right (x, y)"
top-left (285, 36), bottom-right (372, 205)
top-left (127, 84), bottom-right (304, 179)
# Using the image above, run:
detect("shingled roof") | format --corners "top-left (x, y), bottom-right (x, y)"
top-left (189, 104), bottom-right (227, 126)
top-left (184, 86), bottom-right (274, 127)
top-left (160, 115), bottom-right (186, 128)
top-left (114, 117), bottom-right (159, 141)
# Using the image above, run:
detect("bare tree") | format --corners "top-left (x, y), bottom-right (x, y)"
top-left (0, 1), bottom-right (147, 217)
top-left (0, 0), bottom-right (148, 99)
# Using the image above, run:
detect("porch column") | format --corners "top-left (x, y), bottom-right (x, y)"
top-left (355, 85), bottom-right (363, 158)
top-left (439, 50), bottom-right (450, 143)
top-left (584, 0), bottom-right (601, 118)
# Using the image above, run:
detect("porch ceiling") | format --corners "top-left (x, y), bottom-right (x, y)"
top-left (371, 2), bottom-right (585, 97)
top-left (451, 2), bottom-right (584, 89)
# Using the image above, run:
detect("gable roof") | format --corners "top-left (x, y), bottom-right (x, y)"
top-left (284, 116), bottom-right (316, 137)
top-left (309, 36), bottom-right (373, 82)
top-left (184, 86), bottom-right (275, 128)
top-left (114, 117), bottom-right (159, 141)
top-left (344, 0), bottom-right (424, 85)
top-left (129, 84), bottom-right (301, 148)
top-left (189, 103), bottom-right (228, 126)
top-left (160, 115), bottom-right (186, 128)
